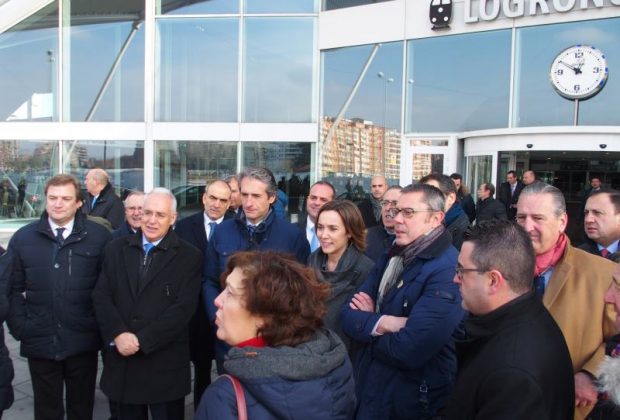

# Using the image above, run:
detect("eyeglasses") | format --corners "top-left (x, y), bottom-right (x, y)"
top-left (455, 266), bottom-right (487, 280)
top-left (388, 207), bottom-right (435, 218)
top-left (380, 200), bottom-right (399, 208)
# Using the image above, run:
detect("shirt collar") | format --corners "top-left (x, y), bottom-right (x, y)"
top-left (203, 213), bottom-right (224, 225)
top-left (598, 240), bottom-right (620, 254)
top-left (142, 234), bottom-right (163, 247)
top-left (48, 217), bottom-right (75, 237)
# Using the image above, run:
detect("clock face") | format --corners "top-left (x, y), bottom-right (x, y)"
top-left (550, 45), bottom-right (608, 100)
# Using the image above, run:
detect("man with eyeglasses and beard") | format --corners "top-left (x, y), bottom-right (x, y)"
top-left (342, 183), bottom-right (464, 420)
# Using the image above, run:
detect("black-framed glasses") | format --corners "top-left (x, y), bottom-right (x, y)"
top-left (455, 266), bottom-right (487, 280)
top-left (388, 207), bottom-right (435, 218)
top-left (380, 200), bottom-right (399, 208)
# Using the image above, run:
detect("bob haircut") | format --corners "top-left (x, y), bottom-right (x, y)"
top-left (220, 251), bottom-right (330, 347)
top-left (316, 199), bottom-right (367, 251)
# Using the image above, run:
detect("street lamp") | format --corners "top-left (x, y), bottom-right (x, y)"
top-left (378, 72), bottom-right (394, 174)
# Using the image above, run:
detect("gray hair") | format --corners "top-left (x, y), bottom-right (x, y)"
top-left (239, 167), bottom-right (277, 197)
top-left (147, 187), bottom-right (177, 213)
top-left (89, 168), bottom-right (109, 185)
top-left (401, 183), bottom-right (445, 212)
top-left (519, 182), bottom-right (566, 216)
top-left (123, 191), bottom-right (145, 207)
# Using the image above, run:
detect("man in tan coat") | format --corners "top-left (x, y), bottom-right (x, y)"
top-left (517, 182), bottom-right (616, 420)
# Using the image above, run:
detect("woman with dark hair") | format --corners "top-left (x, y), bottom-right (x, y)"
top-left (195, 251), bottom-right (356, 420)
top-left (308, 200), bottom-right (375, 352)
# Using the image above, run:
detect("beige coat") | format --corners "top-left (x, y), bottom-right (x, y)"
top-left (543, 243), bottom-right (617, 420)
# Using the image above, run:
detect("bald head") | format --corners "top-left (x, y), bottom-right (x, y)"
top-left (85, 168), bottom-right (109, 196)
top-left (371, 175), bottom-right (388, 200)
top-left (522, 171), bottom-right (536, 186)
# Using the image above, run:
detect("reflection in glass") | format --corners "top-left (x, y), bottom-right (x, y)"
top-left (64, 0), bottom-right (145, 121)
top-left (0, 2), bottom-right (58, 122)
top-left (406, 30), bottom-right (511, 132)
top-left (243, 18), bottom-right (315, 123)
top-left (321, 42), bottom-right (402, 182)
top-left (412, 154), bottom-right (444, 182)
top-left (158, 0), bottom-right (238, 15)
top-left (0, 141), bottom-right (58, 224)
top-left (63, 140), bottom-right (144, 198)
top-left (242, 142), bottom-right (313, 215)
top-left (154, 141), bottom-right (237, 219)
top-left (245, 0), bottom-right (317, 14)
top-left (467, 155), bottom-right (492, 194)
top-left (156, 18), bottom-right (238, 122)
top-left (514, 18), bottom-right (620, 127)
top-left (322, 0), bottom-right (393, 11)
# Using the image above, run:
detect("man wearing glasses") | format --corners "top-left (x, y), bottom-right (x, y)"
top-left (443, 219), bottom-right (574, 419)
top-left (365, 185), bottom-right (402, 263)
top-left (342, 183), bottom-right (464, 419)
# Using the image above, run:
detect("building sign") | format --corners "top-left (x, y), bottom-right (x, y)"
top-left (463, 0), bottom-right (620, 23)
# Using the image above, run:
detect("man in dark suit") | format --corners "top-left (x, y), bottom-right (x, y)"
top-left (296, 181), bottom-right (335, 252)
top-left (365, 185), bottom-right (401, 262)
top-left (174, 179), bottom-right (233, 408)
top-left (111, 191), bottom-right (144, 239)
top-left (498, 170), bottom-right (524, 221)
top-left (357, 175), bottom-right (388, 228)
top-left (579, 189), bottom-right (620, 262)
top-left (93, 188), bottom-right (202, 420)
top-left (83, 168), bottom-right (125, 229)
top-left (475, 183), bottom-right (507, 224)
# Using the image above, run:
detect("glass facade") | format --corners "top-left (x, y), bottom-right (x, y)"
top-left (322, 0), bottom-right (393, 11)
top-left (0, 2), bottom-right (58, 122)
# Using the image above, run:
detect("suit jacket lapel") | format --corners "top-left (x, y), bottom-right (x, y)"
top-left (138, 240), bottom-right (178, 295)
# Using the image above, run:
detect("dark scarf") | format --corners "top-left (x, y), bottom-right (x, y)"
top-left (371, 196), bottom-right (382, 222)
top-left (376, 224), bottom-right (446, 311)
top-left (444, 202), bottom-right (465, 227)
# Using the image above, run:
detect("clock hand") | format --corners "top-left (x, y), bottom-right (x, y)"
top-left (559, 60), bottom-right (579, 73)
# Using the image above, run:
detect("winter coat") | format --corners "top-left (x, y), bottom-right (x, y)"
top-left (195, 329), bottom-right (356, 420)
top-left (341, 230), bottom-right (464, 420)
top-left (0, 251), bottom-right (14, 412)
top-left (475, 197), bottom-right (507, 224)
top-left (111, 221), bottom-right (137, 239)
top-left (308, 245), bottom-right (375, 352)
top-left (7, 211), bottom-right (111, 359)
top-left (444, 203), bottom-right (469, 251)
top-left (92, 229), bottom-right (202, 404)
top-left (84, 182), bottom-right (125, 229)
top-left (364, 225), bottom-right (394, 263)
top-left (441, 292), bottom-right (574, 420)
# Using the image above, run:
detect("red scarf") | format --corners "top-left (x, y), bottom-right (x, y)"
top-left (534, 233), bottom-right (568, 277)
top-left (236, 336), bottom-right (267, 348)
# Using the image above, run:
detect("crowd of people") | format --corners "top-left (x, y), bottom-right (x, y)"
top-left (0, 166), bottom-right (619, 420)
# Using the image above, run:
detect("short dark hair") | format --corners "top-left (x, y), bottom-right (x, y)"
top-left (419, 173), bottom-right (457, 196)
top-left (591, 176), bottom-right (602, 182)
top-left (401, 183), bottom-right (445, 212)
top-left (463, 220), bottom-right (535, 294)
top-left (310, 181), bottom-right (336, 200)
top-left (588, 189), bottom-right (620, 214)
top-left (450, 173), bottom-right (463, 181)
top-left (507, 170), bottom-right (517, 177)
top-left (45, 174), bottom-right (81, 201)
top-left (221, 251), bottom-right (330, 347)
top-left (317, 199), bottom-right (366, 251)
top-left (483, 183), bottom-right (495, 196)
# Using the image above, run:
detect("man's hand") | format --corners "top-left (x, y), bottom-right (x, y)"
top-left (349, 292), bottom-right (375, 312)
top-left (114, 332), bottom-right (140, 357)
top-left (574, 371), bottom-right (598, 407)
top-left (376, 315), bottom-right (407, 335)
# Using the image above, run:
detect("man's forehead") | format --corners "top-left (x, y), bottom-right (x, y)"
top-left (310, 184), bottom-right (332, 197)
top-left (144, 194), bottom-right (172, 211)
top-left (207, 182), bottom-right (232, 198)
top-left (383, 189), bottom-right (401, 200)
top-left (241, 178), bottom-right (268, 193)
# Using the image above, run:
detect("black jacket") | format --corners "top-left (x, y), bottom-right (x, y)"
top-left (578, 239), bottom-right (620, 263)
top-left (475, 197), bottom-right (507, 224)
top-left (364, 224), bottom-right (394, 263)
top-left (357, 198), bottom-right (380, 228)
top-left (498, 181), bottom-right (524, 220)
top-left (84, 182), bottom-right (125, 229)
top-left (174, 210), bottom-right (235, 365)
top-left (7, 212), bottom-right (111, 359)
top-left (92, 229), bottom-right (202, 404)
top-left (111, 221), bottom-right (137, 239)
top-left (0, 251), bottom-right (14, 412)
top-left (442, 292), bottom-right (574, 420)
top-left (457, 190), bottom-right (476, 223)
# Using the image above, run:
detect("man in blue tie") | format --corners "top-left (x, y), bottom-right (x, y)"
top-left (7, 174), bottom-right (111, 420)
top-left (203, 167), bottom-right (310, 369)
top-left (83, 168), bottom-right (125, 229)
top-left (174, 179), bottom-right (233, 409)
top-left (93, 188), bottom-right (202, 420)
top-left (296, 181), bottom-right (336, 252)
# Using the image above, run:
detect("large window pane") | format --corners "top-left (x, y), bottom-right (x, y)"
top-left (64, 0), bottom-right (144, 121)
top-left (243, 18), bottom-right (315, 123)
top-left (321, 42), bottom-right (402, 184)
top-left (156, 18), bottom-right (238, 122)
top-left (245, 0), bottom-right (317, 13)
top-left (158, 0), bottom-right (239, 15)
top-left (0, 141), bottom-right (59, 226)
top-left (154, 141), bottom-right (237, 219)
top-left (0, 2), bottom-right (58, 122)
top-left (514, 18), bottom-right (620, 127)
top-left (242, 142), bottom-right (313, 216)
top-left (467, 155), bottom-right (493, 193)
top-left (322, 0), bottom-right (393, 11)
top-left (63, 140), bottom-right (144, 198)
top-left (406, 30), bottom-right (511, 132)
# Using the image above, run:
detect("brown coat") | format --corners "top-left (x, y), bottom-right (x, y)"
top-left (543, 243), bottom-right (617, 420)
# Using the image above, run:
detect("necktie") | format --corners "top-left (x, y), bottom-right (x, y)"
top-left (533, 275), bottom-right (545, 298)
top-left (247, 225), bottom-right (256, 238)
top-left (91, 196), bottom-right (97, 209)
top-left (55, 227), bottom-right (65, 245)
top-left (310, 226), bottom-right (319, 252)
top-left (143, 243), bottom-right (155, 256)
top-left (208, 222), bottom-right (217, 241)
top-left (601, 248), bottom-right (610, 258)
